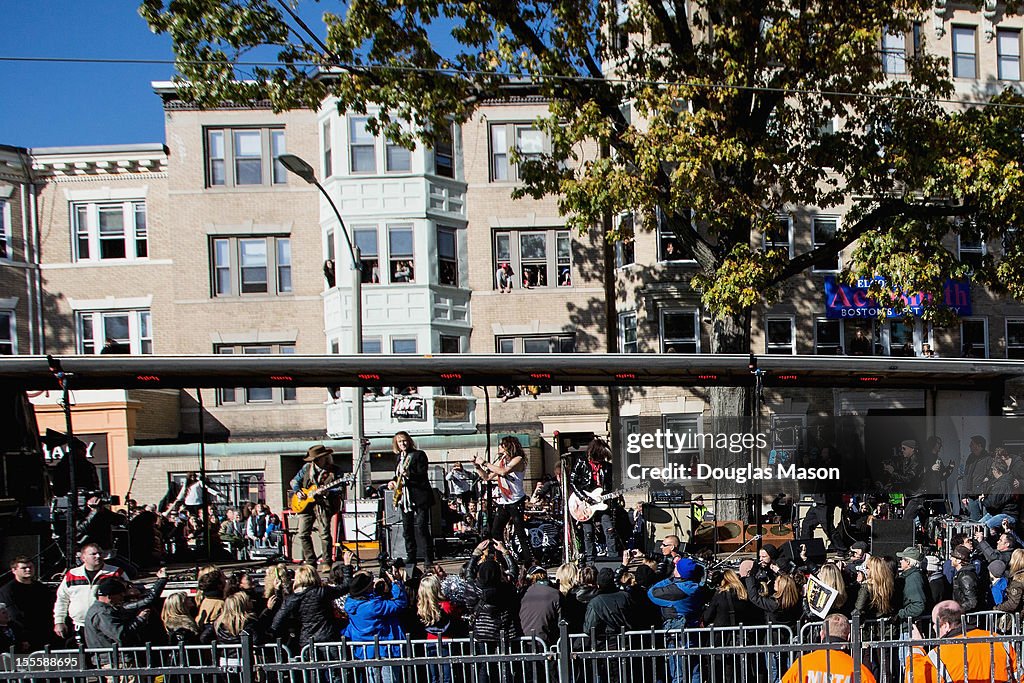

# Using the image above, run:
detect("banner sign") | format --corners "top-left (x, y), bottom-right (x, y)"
top-left (391, 395), bottom-right (426, 421)
top-left (824, 276), bottom-right (971, 319)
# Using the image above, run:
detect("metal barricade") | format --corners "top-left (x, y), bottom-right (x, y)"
top-left (560, 623), bottom-right (796, 683)
top-left (289, 635), bottom-right (553, 683)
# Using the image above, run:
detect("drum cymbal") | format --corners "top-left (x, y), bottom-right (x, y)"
top-left (641, 502), bottom-right (673, 524)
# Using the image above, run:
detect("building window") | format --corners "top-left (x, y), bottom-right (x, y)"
top-left (349, 117), bottom-right (377, 174)
top-left (496, 334), bottom-right (576, 393)
top-left (217, 343), bottom-right (295, 404)
top-left (812, 217), bottom-right (841, 272)
top-left (846, 319), bottom-right (877, 356)
top-left (615, 212), bottom-right (635, 268)
top-left (489, 123), bottom-right (549, 182)
top-left (0, 311), bottom-right (14, 355)
top-left (73, 201), bottom-right (148, 262)
top-left (78, 310), bottom-right (152, 355)
top-left (660, 310), bottom-right (700, 353)
top-left (437, 226), bottom-right (458, 286)
top-left (211, 236), bottom-right (292, 297)
top-left (439, 334), bottom-right (462, 396)
top-left (386, 134), bottom-right (412, 173)
top-left (815, 319), bottom-right (843, 355)
top-left (388, 225), bottom-right (415, 283)
top-left (493, 229), bottom-right (572, 290)
top-left (959, 235), bottom-right (985, 272)
top-left (998, 29), bottom-right (1022, 81)
top-left (620, 312), bottom-right (638, 353)
top-left (206, 127), bottom-right (287, 188)
top-left (961, 318), bottom-right (988, 358)
top-left (663, 413), bottom-right (701, 471)
top-left (434, 124), bottom-right (455, 178)
top-left (322, 119), bottom-right (333, 178)
top-left (353, 227), bottom-right (381, 284)
top-left (764, 215), bottom-right (793, 260)
top-left (391, 337), bottom-right (419, 395)
top-left (658, 207), bottom-right (694, 262)
top-left (952, 26), bottom-right (977, 79)
top-left (886, 319), bottom-right (916, 356)
top-left (882, 29), bottom-right (908, 74)
top-left (765, 316), bottom-right (795, 354)
top-left (622, 417), bottom-right (641, 472)
top-left (1008, 320), bottom-right (1024, 359)
top-left (0, 200), bottom-right (9, 259)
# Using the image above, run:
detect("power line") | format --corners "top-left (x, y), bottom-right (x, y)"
top-left (2, 54), bottom-right (1023, 111)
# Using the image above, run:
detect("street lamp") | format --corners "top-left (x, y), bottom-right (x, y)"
top-left (279, 153), bottom-right (368, 499)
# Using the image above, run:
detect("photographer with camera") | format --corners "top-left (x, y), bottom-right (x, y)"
top-left (76, 492), bottom-right (126, 551)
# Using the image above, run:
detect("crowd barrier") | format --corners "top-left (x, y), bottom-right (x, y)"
top-left (5, 612), bottom-right (1024, 683)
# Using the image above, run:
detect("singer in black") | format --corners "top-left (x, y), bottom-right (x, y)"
top-left (387, 431), bottom-right (434, 569)
top-left (570, 438), bottom-right (621, 565)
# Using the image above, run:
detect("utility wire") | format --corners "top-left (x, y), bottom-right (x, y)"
top-left (2, 54), bottom-right (1024, 110)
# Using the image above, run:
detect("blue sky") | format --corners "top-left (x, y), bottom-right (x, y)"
top-left (1, 2), bottom-right (176, 149)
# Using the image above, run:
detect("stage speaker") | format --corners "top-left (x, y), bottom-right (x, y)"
top-left (782, 538), bottom-right (826, 565)
top-left (284, 510), bottom-right (335, 563)
top-left (763, 523), bottom-right (795, 545)
top-left (871, 518), bottom-right (915, 559)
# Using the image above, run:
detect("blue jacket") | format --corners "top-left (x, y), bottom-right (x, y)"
top-left (647, 578), bottom-right (704, 627)
top-left (343, 582), bottom-right (408, 658)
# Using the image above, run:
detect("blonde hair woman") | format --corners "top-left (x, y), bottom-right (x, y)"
top-left (996, 548), bottom-right (1024, 613)
top-left (556, 563), bottom-right (579, 596)
top-left (162, 591), bottom-right (201, 644)
top-left (270, 559), bottom-right (348, 646)
top-left (854, 555), bottom-right (894, 619)
top-left (209, 592), bottom-right (256, 644)
top-left (703, 569), bottom-right (754, 627)
top-left (815, 563), bottom-right (848, 613)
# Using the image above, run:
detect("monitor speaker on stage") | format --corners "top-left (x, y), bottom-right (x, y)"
top-left (871, 518), bottom-right (915, 559)
top-left (782, 538), bottom-right (826, 565)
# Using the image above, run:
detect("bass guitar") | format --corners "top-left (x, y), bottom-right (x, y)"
top-left (290, 474), bottom-right (353, 514)
top-left (568, 482), bottom-right (649, 523)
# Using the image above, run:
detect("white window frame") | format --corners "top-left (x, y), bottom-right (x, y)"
top-left (764, 214), bottom-right (793, 260)
top-left (353, 226), bottom-right (381, 284)
top-left (434, 124), bottom-right (455, 178)
top-left (0, 311), bottom-right (15, 355)
top-left (322, 119), bottom-right (333, 178)
top-left (492, 229), bottom-right (573, 290)
top-left (620, 311), bottom-right (638, 353)
top-left (489, 123), bottom-right (550, 183)
top-left (77, 310), bottom-right (152, 355)
top-left (961, 318), bottom-right (989, 358)
top-left (663, 413), bottom-right (701, 471)
top-left (765, 315), bottom-right (796, 355)
top-left (622, 416), bottom-right (641, 473)
top-left (72, 200), bottom-right (148, 263)
top-left (348, 116), bottom-right (377, 174)
top-left (660, 309), bottom-right (700, 354)
top-left (216, 343), bottom-right (295, 405)
top-left (881, 318), bottom-right (919, 357)
top-left (814, 318), bottom-right (844, 355)
top-left (496, 334), bottom-right (576, 394)
top-left (657, 207), bottom-right (696, 263)
top-left (998, 29), bottom-right (1022, 81)
top-left (385, 130), bottom-right (413, 174)
top-left (211, 236), bottom-right (293, 297)
top-left (437, 225), bottom-right (458, 287)
top-left (387, 224), bottom-right (415, 284)
top-left (811, 216), bottom-right (841, 272)
top-left (205, 127), bottom-right (287, 188)
top-left (1007, 319), bottom-right (1024, 359)
top-left (882, 29), bottom-right (908, 74)
top-left (952, 26), bottom-right (978, 79)
top-left (0, 200), bottom-right (10, 260)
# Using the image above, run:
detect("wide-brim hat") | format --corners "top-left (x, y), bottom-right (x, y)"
top-left (304, 444), bottom-right (334, 462)
top-left (348, 572), bottom-right (373, 597)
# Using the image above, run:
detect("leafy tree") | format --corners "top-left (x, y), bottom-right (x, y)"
top-left (142, 0), bottom-right (1024, 516)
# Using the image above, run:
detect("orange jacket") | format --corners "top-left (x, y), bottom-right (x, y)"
top-left (782, 649), bottom-right (878, 683)
top-left (904, 628), bottom-right (1017, 683)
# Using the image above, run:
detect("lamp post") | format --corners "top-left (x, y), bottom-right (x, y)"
top-left (279, 154), bottom-right (368, 497)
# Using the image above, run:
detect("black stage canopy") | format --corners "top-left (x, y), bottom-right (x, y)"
top-left (0, 354), bottom-right (1021, 391)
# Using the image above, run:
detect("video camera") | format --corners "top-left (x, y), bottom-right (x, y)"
top-left (53, 490), bottom-right (120, 510)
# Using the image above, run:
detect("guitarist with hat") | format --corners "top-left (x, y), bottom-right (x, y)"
top-left (570, 438), bottom-right (621, 565)
top-left (290, 444), bottom-right (344, 572)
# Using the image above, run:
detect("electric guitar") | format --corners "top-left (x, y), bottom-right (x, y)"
top-left (290, 474), bottom-right (353, 514)
top-left (568, 482), bottom-right (649, 523)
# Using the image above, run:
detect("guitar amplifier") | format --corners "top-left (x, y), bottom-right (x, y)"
top-left (650, 488), bottom-right (691, 505)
